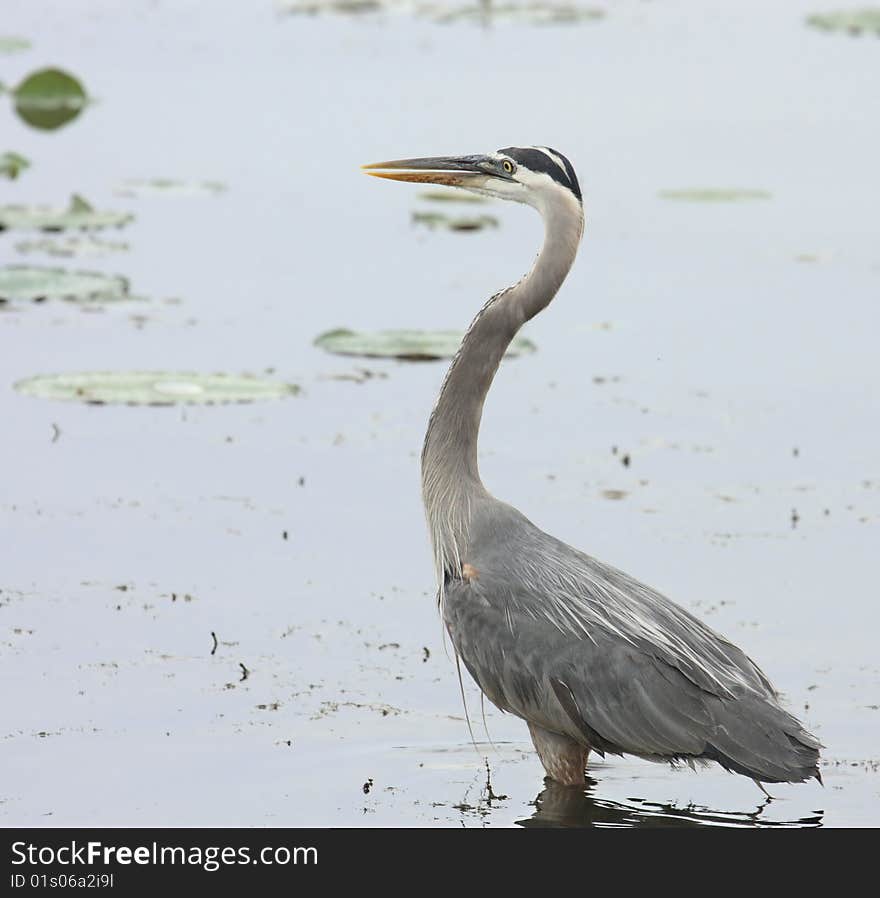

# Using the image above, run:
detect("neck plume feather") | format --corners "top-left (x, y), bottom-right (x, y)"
top-left (421, 195), bottom-right (584, 583)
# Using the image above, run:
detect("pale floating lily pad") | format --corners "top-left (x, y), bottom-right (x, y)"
top-left (0, 266), bottom-right (130, 303)
top-left (658, 189), bottom-right (771, 202)
top-left (418, 1), bottom-right (605, 25)
top-left (14, 372), bottom-right (300, 406)
top-left (279, 0), bottom-right (383, 13)
top-left (0, 194), bottom-right (133, 232)
top-left (12, 68), bottom-right (89, 130)
top-left (14, 236), bottom-right (130, 258)
top-left (314, 328), bottom-right (536, 360)
top-left (419, 190), bottom-right (489, 204)
top-left (114, 178), bottom-right (228, 197)
top-left (413, 211), bottom-right (499, 232)
top-left (279, 0), bottom-right (604, 23)
top-left (0, 265), bottom-right (129, 303)
top-left (807, 9), bottom-right (880, 35)
top-left (1, 152), bottom-right (30, 179)
top-left (0, 36), bottom-right (31, 54)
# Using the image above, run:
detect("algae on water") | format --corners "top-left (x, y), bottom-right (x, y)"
top-left (658, 189), bottom-right (771, 202)
top-left (806, 9), bottom-right (880, 35)
top-left (0, 36), bottom-right (31, 54)
top-left (114, 179), bottom-right (228, 197)
top-left (0, 152), bottom-right (30, 180)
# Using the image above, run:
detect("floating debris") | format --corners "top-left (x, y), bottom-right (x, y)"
top-left (11, 68), bottom-right (89, 130)
top-left (314, 327), bottom-right (536, 360)
top-left (601, 489), bottom-right (628, 501)
top-left (0, 152), bottom-right (29, 180)
top-left (806, 8), bottom-right (880, 35)
top-left (0, 194), bottom-right (133, 232)
top-left (14, 372), bottom-right (301, 406)
top-left (658, 189), bottom-right (771, 202)
top-left (412, 211), bottom-right (499, 232)
top-left (325, 367), bottom-right (388, 384)
top-left (14, 236), bottom-right (130, 258)
top-left (0, 266), bottom-right (130, 303)
top-left (114, 179), bottom-right (227, 198)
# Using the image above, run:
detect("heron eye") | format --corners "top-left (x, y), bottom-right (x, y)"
top-left (502, 160), bottom-right (514, 174)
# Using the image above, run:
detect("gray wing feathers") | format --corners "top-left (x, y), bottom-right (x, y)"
top-left (443, 555), bottom-right (821, 784)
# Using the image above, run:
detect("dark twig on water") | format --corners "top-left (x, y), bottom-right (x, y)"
top-left (484, 758), bottom-right (507, 803)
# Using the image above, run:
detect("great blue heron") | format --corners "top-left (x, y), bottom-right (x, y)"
top-left (363, 147), bottom-right (821, 789)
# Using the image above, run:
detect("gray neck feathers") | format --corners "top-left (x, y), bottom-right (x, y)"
top-left (421, 195), bottom-right (584, 582)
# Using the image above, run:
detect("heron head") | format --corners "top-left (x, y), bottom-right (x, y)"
top-left (362, 146), bottom-right (582, 213)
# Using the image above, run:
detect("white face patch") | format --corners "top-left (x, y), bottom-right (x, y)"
top-left (451, 149), bottom-right (580, 211)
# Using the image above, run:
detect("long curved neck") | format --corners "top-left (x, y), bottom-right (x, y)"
top-left (421, 195), bottom-right (584, 581)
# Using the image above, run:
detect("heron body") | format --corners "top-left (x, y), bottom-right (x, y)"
top-left (364, 147), bottom-right (821, 787)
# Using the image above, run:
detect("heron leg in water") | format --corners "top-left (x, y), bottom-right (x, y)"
top-left (527, 722), bottom-right (590, 786)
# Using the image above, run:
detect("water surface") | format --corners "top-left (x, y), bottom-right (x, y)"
top-left (1, 0), bottom-right (878, 826)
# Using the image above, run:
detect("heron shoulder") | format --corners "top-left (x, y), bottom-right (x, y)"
top-left (455, 495), bottom-right (775, 701)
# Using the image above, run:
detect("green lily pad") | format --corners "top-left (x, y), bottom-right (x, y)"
top-left (807, 9), bottom-right (880, 35)
top-left (14, 372), bottom-right (300, 406)
top-left (0, 194), bottom-right (134, 232)
top-left (658, 189), bottom-right (771, 202)
top-left (0, 152), bottom-right (30, 179)
top-left (13, 68), bottom-right (88, 130)
top-left (114, 178), bottom-right (228, 197)
top-left (412, 211), bottom-right (499, 232)
top-left (0, 266), bottom-right (130, 303)
top-left (314, 328), bottom-right (536, 361)
top-left (14, 236), bottom-right (130, 258)
top-left (419, 190), bottom-right (489, 204)
top-left (418, 2), bottom-right (605, 25)
top-left (0, 36), bottom-right (31, 54)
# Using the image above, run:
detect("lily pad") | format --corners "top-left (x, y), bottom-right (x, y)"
top-left (413, 211), bottom-right (499, 231)
top-left (0, 36), bottom-right (31, 54)
top-left (417, 2), bottom-right (605, 25)
top-left (0, 152), bottom-right (30, 179)
top-left (658, 189), bottom-right (771, 202)
top-left (0, 266), bottom-right (130, 303)
top-left (279, 0), bottom-right (603, 23)
top-left (14, 372), bottom-right (300, 406)
top-left (13, 68), bottom-right (88, 130)
top-left (0, 194), bottom-right (133, 232)
top-left (114, 178), bottom-right (228, 197)
top-left (279, 0), bottom-right (383, 13)
top-left (314, 328), bottom-right (536, 360)
top-left (419, 190), bottom-right (489, 204)
top-left (14, 236), bottom-right (130, 258)
top-left (807, 9), bottom-right (880, 35)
